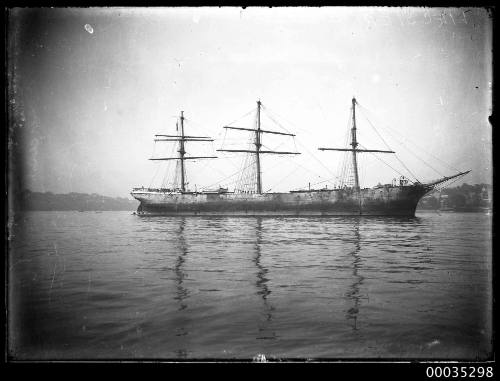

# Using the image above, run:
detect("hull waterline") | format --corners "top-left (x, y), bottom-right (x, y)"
top-left (131, 184), bottom-right (429, 217)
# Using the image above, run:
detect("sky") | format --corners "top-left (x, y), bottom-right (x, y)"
top-left (8, 7), bottom-right (492, 198)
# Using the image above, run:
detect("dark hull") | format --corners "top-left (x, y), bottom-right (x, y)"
top-left (131, 185), bottom-right (428, 217)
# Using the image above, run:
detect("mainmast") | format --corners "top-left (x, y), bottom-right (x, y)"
top-left (318, 97), bottom-right (395, 189)
top-left (149, 111), bottom-right (217, 192)
top-left (255, 100), bottom-right (262, 194)
top-left (218, 100), bottom-right (301, 194)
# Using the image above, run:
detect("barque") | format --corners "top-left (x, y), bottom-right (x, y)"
top-left (131, 98), bottom-right (469, 216)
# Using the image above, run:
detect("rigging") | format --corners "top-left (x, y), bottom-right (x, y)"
top-left (150, 111), bottom-right (217, 192)
top-left (217, 100), bottom-right (301, 194)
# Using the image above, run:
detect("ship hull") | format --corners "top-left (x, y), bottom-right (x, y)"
top-left (131, 185), bottom-right (428, 217)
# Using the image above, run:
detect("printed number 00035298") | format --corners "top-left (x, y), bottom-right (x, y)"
top-left (426, 366), bottom-right (493, 378)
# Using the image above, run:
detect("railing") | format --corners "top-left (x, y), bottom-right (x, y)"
top-left (132, 187), bottom-right (179, 193)
top-left (132, 187), bottom-right (230, 194)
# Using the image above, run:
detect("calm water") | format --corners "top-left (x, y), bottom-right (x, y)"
top-left (8, 211), bottom-right (492, 360)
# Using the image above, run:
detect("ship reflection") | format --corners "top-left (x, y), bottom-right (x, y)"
top-left (173, 218), bottom-right (190, 352)
top-left (345, 219), bottom-right (364, 331)
top-left (254, 217), bottom-right (276, 340)
top-left (174, 218), bottom-right (189, 312)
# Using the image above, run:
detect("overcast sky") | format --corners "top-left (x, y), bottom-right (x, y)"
top-left (8, 7), bottom-right (492, 198)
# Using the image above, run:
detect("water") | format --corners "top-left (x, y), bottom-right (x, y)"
top-left (8, 211), bottom-right (492, 360)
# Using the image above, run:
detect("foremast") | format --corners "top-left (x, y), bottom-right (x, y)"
top-left (319, 97), bottom-right (470, 195)
top-left (217, 100), bottom-right (301, 194)
top-left (350, 97), bottom-right (360, 190)
top-left (319, 97), bottom-right (395, 191)
top-left (149, 111), bottom-right (217, 192)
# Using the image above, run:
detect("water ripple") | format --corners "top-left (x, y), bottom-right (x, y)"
top-left (8, 211), bottom-right (492, 360)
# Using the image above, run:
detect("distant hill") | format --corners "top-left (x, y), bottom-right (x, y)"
top-left (18, 190), bottom-right (139, 211)
top-left (16, 183), bottom-right (491, 212)
top-left (417, 183), bottom-right (491, 211)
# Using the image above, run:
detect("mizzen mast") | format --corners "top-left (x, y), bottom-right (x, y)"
top-left (179, 111), bottom-right (186, 192)
top-left (149, 110), bottom-right (217, 192)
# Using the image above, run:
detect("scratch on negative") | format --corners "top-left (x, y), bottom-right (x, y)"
top-left (87, 272), bottom-right (92, 299)
top-left (49, 262), bottom-right (57, 302)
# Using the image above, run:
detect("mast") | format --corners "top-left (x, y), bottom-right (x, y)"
top-left (149, 111), bottom-right (217, 192)
top-left (217, 100), bottom-right (301, 194)
top-left (256, 100), bottom-right (262, 194)
top-left (318, 97), bottom-right (469, 196)
top-left (318, 97), bottom-right (395, 189)
top-left (179, 111), bottom-right (186, 192)
top-left (351, 98), bottom-right (360, 191)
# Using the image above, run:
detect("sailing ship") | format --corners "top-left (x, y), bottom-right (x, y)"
top-left (131, 98), bottom-right (469, 216)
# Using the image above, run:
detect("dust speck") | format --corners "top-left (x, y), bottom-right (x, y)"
top-left (84, 24), bottom-right (94, 34)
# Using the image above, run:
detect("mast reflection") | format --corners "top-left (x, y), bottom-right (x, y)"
top-left (254, 217), bottom-right (276, 340)
top-left (173, 218), bottom-right (189, 344)
top-left (345, 219), bottom-right (364, 330)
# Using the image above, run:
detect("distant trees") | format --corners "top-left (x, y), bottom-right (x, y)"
top-left (449, 193), bottom-right (467, 208)
top-left (18, 190), bottom-right (139, 211)
top-left (418, 183), bottom-right (491, 210)
top-left (419, 195), bottom-right (440, 209)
